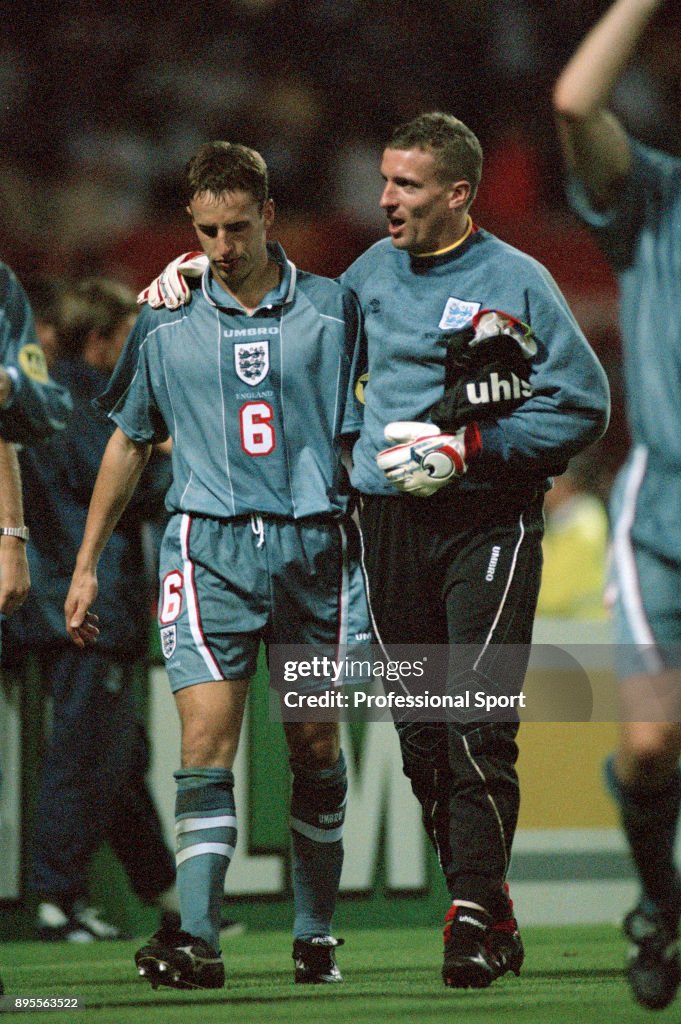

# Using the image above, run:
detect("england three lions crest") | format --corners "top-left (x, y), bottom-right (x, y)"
top-left (160, 625), bottom-right (177, 660)
top-left (234, 341), bottom-right (270, 386)
top-left (439, 297), bottom-right (481, 331)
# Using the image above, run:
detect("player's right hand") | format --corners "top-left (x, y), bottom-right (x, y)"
top-left (0, 539), bottom-right (30, 615)
top-left (376, 420), bottom-right (482, 497)
top-left (137, 251), bottom-right (208, 309)
top-left (64, 571), bottom-right (100, 648)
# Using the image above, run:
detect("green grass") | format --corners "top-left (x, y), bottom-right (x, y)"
top-left (0, 925), bottom-right (672, 1023)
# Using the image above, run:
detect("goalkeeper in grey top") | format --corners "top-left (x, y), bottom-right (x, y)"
top-left (137, 114), bottom-right (610, 990)
top-left (64, 142), bottom-right (368, 991)
top-left (554, 0), bottom-right (681, 1011)
top-left (343, 112), bottom-right (608, 990)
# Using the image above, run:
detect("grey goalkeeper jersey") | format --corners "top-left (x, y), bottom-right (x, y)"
top-left (98, 243), bottom-right (364, 520)
top-left (340, 227), bottom-right (610, 498)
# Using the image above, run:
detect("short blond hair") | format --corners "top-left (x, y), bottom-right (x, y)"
top-left (387, 112), bottom-right (483, 202)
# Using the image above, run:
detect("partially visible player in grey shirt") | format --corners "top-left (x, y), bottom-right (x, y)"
top-left (554, 0), bottom-right (681, 1010)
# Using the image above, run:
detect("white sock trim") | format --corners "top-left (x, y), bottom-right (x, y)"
top-left (176, 842), bottom-right (235, 866)
top-left (451, 899), bottom-right (490, 916)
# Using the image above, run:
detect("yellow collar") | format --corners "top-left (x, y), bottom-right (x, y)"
top-left (414, 216), bottom-right (473, 259)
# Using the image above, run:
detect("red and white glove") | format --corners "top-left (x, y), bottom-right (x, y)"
top-left (137, 251), bottom-right (209, 309)
top-left (376, 421), bottom-right (482, 498)
top-left (469, 309), bottom-right (537, 358)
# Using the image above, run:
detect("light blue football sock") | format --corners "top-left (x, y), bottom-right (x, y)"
top-left (174, 767), bottom-right (236, 951)
top-left (290, 751), bottom-right (347, 941)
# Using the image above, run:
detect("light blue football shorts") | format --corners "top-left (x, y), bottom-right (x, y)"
top-left (610, 449), bottom-right (681, 679)
top-left (157, 512), bottom-right (372, 692)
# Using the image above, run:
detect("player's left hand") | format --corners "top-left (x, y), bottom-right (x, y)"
top-left (137, 251), bottom-right (208, 309)
top-left (376, 421), bottom-right (482, 497)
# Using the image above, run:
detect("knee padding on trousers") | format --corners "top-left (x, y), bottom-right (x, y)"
top-left (394, 720), bottom-right (449, 777)
top-left (454, 721), bottom-right (519, 766)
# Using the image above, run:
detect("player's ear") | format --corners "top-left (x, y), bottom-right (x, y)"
top-left (448, 180), bottom-right (471, 211)
top-left (262, 198), bottom-right (275, 229)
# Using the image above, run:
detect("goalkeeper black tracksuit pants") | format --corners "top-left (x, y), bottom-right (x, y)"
top-left (359, 488), bottom-right (544, 920)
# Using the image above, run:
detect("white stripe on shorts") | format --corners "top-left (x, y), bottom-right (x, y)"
top-left (335, 522), bottom-right (350, 664)
top-left (613, 446), bottom-right (663, 673)
top-left (180, 514), bottom-right (224, 680)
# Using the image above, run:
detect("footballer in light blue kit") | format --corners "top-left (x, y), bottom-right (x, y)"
top-left (65, 142), bottom-right (368, 992)
top-left (104, 248), bottom-right (367, 684)
top-left (569, 140), bottom-right (681, 666)
top-left (555, 0), bottom-right (681, 1009)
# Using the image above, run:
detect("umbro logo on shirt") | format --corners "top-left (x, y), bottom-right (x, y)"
top-left (223, 327), bottom-right (279, 337)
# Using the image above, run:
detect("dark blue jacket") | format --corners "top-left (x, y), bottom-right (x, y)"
top-left (0, 263), bottom-right (72, 444)
top-left (6, 357), bottom-right (171, 658)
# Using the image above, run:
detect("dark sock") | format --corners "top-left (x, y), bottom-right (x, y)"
top-left (605, 754), bottom-right (681, 927)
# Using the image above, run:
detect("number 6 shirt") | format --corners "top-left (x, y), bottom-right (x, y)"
top-left (98, 243), bottom-right (364, 520)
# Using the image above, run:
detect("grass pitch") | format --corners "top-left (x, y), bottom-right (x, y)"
top-left (0, 924), bottom-right (671, 1023)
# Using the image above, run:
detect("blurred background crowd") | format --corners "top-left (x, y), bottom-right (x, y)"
top-left (2, 0), bottom-right (679, 489)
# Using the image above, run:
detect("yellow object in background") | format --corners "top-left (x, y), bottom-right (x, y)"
top-left (538, 474), bottom-right (609, 620)
top-left (517, 721), bottom-right (619, 829)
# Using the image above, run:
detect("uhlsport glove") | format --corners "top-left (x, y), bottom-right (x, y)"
top-left (376, 421), bottom-right (482, 498)
top-left (431, 308), bottom-right (535, 430)
top-left (137, 251), bottom-right (209, 309)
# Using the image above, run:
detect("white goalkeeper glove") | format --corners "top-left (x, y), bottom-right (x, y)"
top-left (137, 251), bottom-right (209, 309)
top-left (376, 421), bottom-right (482, 498)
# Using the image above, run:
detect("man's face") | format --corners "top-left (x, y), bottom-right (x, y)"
top-left (187, 190), bottom-right (274, 295)
top-left (379, 147), bottom-right (469, 255)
